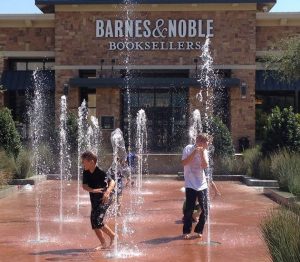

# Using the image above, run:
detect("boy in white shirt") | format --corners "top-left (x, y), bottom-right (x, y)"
top-left (181, 134), bottom-right (209, 240)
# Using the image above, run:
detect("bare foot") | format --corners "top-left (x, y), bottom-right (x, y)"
top-left (195, 233), bottom-right (202, 240)
top-left (183, 234), bottom-right (191, 240)
top-left (93, 244), bottom-right (107, 251)
top-left (108, 234), bottom-right (115, 247)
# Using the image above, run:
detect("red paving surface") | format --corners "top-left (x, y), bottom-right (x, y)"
top-left (0, 179), bottom-right (277, 262)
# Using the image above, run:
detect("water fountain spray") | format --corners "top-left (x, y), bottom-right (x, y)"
top-left (59, 95), bottom-right (71, 222)
top-left (77, 100), bottom-right (89, 214)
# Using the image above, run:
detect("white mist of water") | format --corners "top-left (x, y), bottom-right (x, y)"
top-left (196, 37), bottom-right (221, 247)
top-left (189, 109), bottom-right (203, 144)
top-left (110, 128), bottom-right (127, 256)
top-left (136, 109), bottom-right (147, 193)
top-left (77, 100), bottom-right (89, 214)
top-left (59, 95), bottom-right (71, 222)
top-left (28, 70), bottom-right (50, 242)
top-left (88, 116), bottom-right (102, 163)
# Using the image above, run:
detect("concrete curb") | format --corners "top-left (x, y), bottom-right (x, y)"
top-left (0, 185), bottom-right (18, 199)
top-left (264, 188), bottom-right (300, 207)
top-left (242, 176), bottom-right (279, 187)
top-left (8, 175), bottom-right (47, 185)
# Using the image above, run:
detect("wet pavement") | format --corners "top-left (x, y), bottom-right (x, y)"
top-left (0, 179), bottom-right (276, 262)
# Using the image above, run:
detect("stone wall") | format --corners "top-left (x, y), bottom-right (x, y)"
top-left (0, 28), bottom-right (54, 51)
top-left (54, 10), bottom-right (256, 66)
top-left (230, 69), bottom-right (256, 149)
top-left (256, 26), bottom-right (300, 50)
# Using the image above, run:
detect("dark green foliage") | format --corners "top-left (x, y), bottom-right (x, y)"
top-left (0, 108), bottom-right (22, 158)
top-left (256, 108), bottom-right (268, 140)
top-left (14, 149), bottom-right (32, 179)
top-left (67, 112), bottom-right (78, 154)
top-left (208, 117), bottom-right (234, 157)
top-left (270, 150), bottom-right (300, 196)
top-left (261, 207), bottom-right (300, 262)
top-left (243, 146), bottom-right (262, 177)
top-left (264, 35), bottom-right (300, 83)
top-left (262, 107), bottom-right (300, 155)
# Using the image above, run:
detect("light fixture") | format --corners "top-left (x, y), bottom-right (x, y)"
top-left (63, 83), bottom-right (69, 96)
top-left (194, 58), bottom-right (198, 78)
top-left (240, 81), bottom-right (247, 99)
top-left (99, 59), bottom-right (104, 78)
top-left (111, 59), bottom-right (116, 77)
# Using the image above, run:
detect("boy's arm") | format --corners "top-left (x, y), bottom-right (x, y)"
top-left (102, 179), bottom-right (115, 203)
top-left (82, 184), bottom-right (104, 193)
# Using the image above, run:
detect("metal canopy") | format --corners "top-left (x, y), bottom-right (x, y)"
top-left (69, 77), bottom-right (240, 88)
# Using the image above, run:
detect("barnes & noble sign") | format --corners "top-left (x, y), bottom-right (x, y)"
top-left (96, 19), bottom-right (214, 51)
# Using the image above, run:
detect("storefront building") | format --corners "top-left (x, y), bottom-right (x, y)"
top-left (0, 0), bottom-right (299, 153)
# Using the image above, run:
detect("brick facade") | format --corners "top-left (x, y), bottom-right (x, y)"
top-left (0, 28), bottom-right (54, 51)
top-left (230, 69), bottom-right (256, 148)
top-left (54, 11), bottom-right (256, 66)
top-left (0, 5), bottom-right (299, 152)
top-left (257, 26), bottom-right (300, 50)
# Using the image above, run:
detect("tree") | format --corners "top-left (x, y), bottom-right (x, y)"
top-left (207, 116), bottom-right (235, 157)
top-left (264, 35), bottom-right (300, 83)
top-left (262, 106), bottom-right (300, 155)
top-left (0, 107), bottom-right (22, 158)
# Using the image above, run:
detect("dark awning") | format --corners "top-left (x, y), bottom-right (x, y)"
top-left (256, 70), bottom-right (300, 91)
top-left (69, 77), bottom-right (240, 89)
top-left (0, 70), bottom-right (55, 91)
top-left (36, 0), bottom-right (275, 5)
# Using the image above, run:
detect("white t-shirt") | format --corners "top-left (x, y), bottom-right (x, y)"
top-left (182, 144), bottom-right (208, 191)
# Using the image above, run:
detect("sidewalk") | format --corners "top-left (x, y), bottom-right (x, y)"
top-left (0, 179), bottom-right (276, 262)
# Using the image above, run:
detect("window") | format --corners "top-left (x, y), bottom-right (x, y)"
top-left (8, 59), bottom-right (55, 71)
top-left (122, 87), bottom-right (188, 152)
top-left (101, 116), bottom-right (114, 130)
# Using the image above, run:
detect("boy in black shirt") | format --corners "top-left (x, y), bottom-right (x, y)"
top-left (81, 151), bottom-right (115, 250)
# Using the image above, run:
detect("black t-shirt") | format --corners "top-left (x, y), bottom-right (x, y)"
top-left (82, 166), bottom-right (112, 207)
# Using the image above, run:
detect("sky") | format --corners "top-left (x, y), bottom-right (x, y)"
top-left (0, 0), bottom-right (299, 14)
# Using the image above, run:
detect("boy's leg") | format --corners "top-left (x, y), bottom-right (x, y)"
top-left (183, 188), bottom-right (197, 237)
top-left (93, 229), bottom-right (107, 249)
top-left (102, 225), bottom-right (115, 246)
top-left (117, 194), bottom-right (123, 216)
top-left (194, 189), bottom-right (208, 236)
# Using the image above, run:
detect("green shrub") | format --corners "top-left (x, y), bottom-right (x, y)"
top-left (67, 112), bottom-right (78, 155)
top-left (261, 207), bottom-right (300, 262)
top-left (213, 156), bottom-right (246, 175)
top-left (262, 107), bottom-right (300, 155)
top-left (207, 117), bottom-right (235, 157)
top-left (37, 144), bottom-right (57, 175)
top-left (0, 107), bottom-right (22, 157)
top-left (270, 150), bottom-right (300, 195)
top-left (242, 146), bottom-right (262, 177)
top-left (256, 108), bottom-right (268, 140)
top-left (14, 149), bottom-right (32, 179)
top-left (0, 150), bottom-right (15, 185)
top-left (256, 157), bottom-right (273, 180)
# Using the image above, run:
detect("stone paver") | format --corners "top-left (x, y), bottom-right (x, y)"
top-left (0, 180), bottom-right (276, 262)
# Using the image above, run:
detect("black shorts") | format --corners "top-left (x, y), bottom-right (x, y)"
top-left (90, 202), bottom-right (111, 229)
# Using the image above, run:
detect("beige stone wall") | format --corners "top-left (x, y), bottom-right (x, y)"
top-left (256, 26), bottom-right (300, 50)
top-left (230, 69), bottom-right (255, 149)
top-left (55, 70), bottom-right (78, 118)
top-left (54, 10), bottom-right (256, 65)
top-left (96, 87), bottom-right (121, 151)
top-left (0, 28), bottom-right (54, 51)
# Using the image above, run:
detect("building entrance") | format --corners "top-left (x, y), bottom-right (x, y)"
top-left (122, 87), bottom-right (188, 152)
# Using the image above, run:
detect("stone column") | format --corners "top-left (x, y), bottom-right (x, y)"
top-left (96, 87), bottom-right (121, 151)
top-left (230, 69), bottom-right (256, 150)
top-left (55, 69), bottom-right (78, 117)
